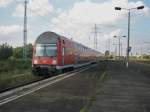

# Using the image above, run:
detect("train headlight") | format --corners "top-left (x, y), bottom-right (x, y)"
top-left (34, 59), bottom-right (38, 64)
top-left (52, 60), bottom-right (57, 65)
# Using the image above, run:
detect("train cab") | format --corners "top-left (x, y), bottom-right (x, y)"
top-left (32, 32), bottom-right (60, 75)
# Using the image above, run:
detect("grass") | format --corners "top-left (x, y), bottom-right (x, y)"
top-left (79, 72), bottom-right (109, 112)
top-left (0, 59), bottom-right (31, 75)
top-left (0, 73), bottom-right (43, 91)
top-left (0, 59), bottom-right (44, 92)
top-left (80, 61), bottom-right (109, 112)
top-left (0, 58), bottom-right (32, 80)
top-left (80, 107), bottom-right (89, 112)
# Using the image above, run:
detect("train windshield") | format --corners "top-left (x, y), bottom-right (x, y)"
top-left (35, 44), bottom-right (57, 57)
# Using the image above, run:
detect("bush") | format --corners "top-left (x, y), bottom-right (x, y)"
top-left (13, 47), bottom-right (23, 59)
top-left (13, 44), bottom-right (33, 59)
top-left (0, 43), bottom-right (13, 60)
top-left (0, 59), bottom-right (32, 74)
top-left (143, 55), bottom-right (150, 59)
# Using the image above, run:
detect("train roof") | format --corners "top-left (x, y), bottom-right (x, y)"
top-left (36, 31), bottom-right (60, 44)
top-left (36, 31), bottom-right (103, 55)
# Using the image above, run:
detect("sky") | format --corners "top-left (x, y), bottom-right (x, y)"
top-left (0, 0), bottom-right (150, 55)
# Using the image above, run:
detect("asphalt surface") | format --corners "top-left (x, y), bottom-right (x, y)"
top-left (89, 61), bottom-right (150, 112)
top-left (0, 61), bottom-right (150, 112)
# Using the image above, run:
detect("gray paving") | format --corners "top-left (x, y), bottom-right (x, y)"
top-left (89, 62), bottom-right (150, 112)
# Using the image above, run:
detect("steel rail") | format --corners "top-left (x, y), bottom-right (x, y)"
top-left (0, 64), bottom-right (97, 106)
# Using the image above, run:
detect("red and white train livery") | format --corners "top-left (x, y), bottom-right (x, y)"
top-left (32, 31), bottom-right (101, 75)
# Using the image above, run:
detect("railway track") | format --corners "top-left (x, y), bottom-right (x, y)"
top-left (0, 77), bottom-right (45, 93)
top-left (0, 64), bottom-right (96, 106)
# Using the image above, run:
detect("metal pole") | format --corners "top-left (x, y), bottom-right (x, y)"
top-left (23, 0), bottom-right (27, 60)
top-left (94, 24), bottom-right (98, 50)
top-left (95, 25), bottom-right (98, 50)
top-left (126, 10), bottom-right (130, 68)
top-left (119, 37), bottom-right (121, 60)
top-left (94, 24), bottom-right (95, 49)
top-left (115, 45), bottom-right (117, 60)
top-left (141, 47), bottom-right (142, 57)
top-left (121, 43), bottom-right (122, 57)
top-left (108, 38), bottom-right (110, 52)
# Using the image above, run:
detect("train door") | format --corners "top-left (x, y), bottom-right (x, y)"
top-left (75, 44), bottom-right (78, 64)
top-left (62, 47), bottom-right (65, 65)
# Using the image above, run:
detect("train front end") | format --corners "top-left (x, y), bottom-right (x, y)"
top-left (32, 32), bottom-right (59, 75)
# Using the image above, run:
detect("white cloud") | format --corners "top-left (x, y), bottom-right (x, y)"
top-left (49, 0), bottom-right (149, 52)
top-left (0, 25), bottom-right (23, 46)
top-left (13, 0), bottom-right (53, 17)
top-left (0, 0), bottom-right (14, 7)
top-left (0, 25), bottom-right (22, 35)
top-left (56, 8), bottom-right (63, 14)
top-left (103, 29), bottom-right (122, 40)
top-left (66, 0), bottom-right (124, 24)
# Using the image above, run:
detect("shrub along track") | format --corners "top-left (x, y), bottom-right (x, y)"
top-left (0, 59), bottom-right (37, 92)
top-left (0, 72), bottom-right (44, 93)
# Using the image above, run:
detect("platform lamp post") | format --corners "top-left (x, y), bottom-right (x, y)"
top-left (114, 35), bottom-right (126, 60)
top-left (113, 43), bottom-right (118, 60)
top-left (115, 5), bottom-right (144, 68)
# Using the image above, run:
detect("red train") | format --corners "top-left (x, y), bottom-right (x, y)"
top-left (32, 31), bottom-right (101, 75)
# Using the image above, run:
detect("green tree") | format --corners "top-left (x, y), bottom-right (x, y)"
top-left (143, 55), bottom-right (150, 59)
top-left (13, 44), bottom-right (33, 59)
top-left (0, 43), bottom-right (13, 60)
top-left (27, 44), bottom-right (33, 59)
top-left (13, 47), bottom-right (23, 59)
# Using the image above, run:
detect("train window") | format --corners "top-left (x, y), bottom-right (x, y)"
top-left (45, 46), bottom-right (57, 57)
top-left (35, 45), bottom-right (44, 57)
top-left (62, 47), bottom-right (65, 56)
top-left (35, 44), bottom-right (57, 57)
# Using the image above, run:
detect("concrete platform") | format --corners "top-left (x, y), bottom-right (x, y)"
top-left (89, 62), bottom-right (150, 112)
